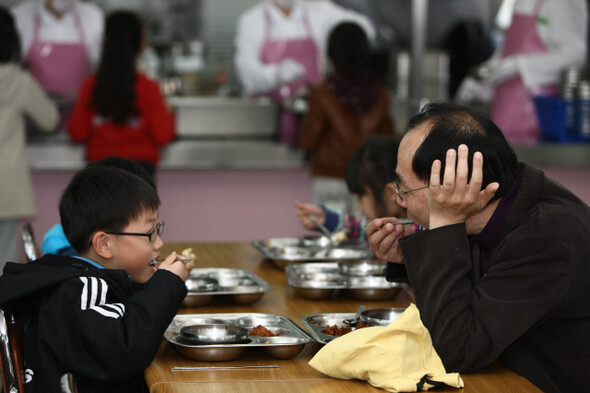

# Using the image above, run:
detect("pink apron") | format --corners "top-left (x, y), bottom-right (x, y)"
top-left (260, 5), bottom-right (322, 145)
top-left (491, 0), bottom-right (558, 144)
top-left (27, 7), bottom-right (90, 128)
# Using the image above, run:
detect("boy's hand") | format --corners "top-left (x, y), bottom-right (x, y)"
top-left (295, 201), bottom-right (326, 230)
top-left (158, 252), bottom-right (194, 281)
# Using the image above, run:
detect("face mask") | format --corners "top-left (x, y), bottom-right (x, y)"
top-left (49, 0), bottom-right (77, 14)
top-left (273, 0), bottom-right (295, 8)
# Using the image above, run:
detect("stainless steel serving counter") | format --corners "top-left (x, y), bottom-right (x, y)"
top-left (26, 139), bottom-right (307, 171)
top-left (513, 144), bottom-right (590, 167)
top-left (24, 94), bottom-right (590, 170)
top-left (25, 95), bottom-right (309, 171)
top-left (25, 140), bottom-right (590, 171)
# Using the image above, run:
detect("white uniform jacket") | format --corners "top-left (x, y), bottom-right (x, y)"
top-left (0, 64), bottom-right (58, 220)
top-left (502, 0), bottom-right (587, 88)
top-left (12, 0), bottom-right (104, 70)
top-left (234, 0), bottom-right (376, 96)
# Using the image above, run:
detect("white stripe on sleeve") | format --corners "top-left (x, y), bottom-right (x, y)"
top-left (78, 277), bottom-right (125, 319)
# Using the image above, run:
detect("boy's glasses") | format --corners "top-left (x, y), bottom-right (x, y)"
top-left (106, 221), bottom-right (165, 243)
top-left (393, 181), bottom-right (429, 201)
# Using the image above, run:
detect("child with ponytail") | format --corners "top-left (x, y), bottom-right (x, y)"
top-left (68, 10), bottom-right (175, 180)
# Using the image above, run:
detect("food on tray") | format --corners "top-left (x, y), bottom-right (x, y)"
top-left (249, 325), bottom-right (281, 337)
top-left (332, 231), bottom-right (348, 243)
top-left (321, 322), bottom-right (370, 336)
top-left (321, 324), bottom-right (352, 336)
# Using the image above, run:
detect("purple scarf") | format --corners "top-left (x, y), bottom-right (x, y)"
top-left (327, 70), bottom-right (382, 116)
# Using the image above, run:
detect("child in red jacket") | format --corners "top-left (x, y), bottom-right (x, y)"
top-left (68, 10), bottom-right (175, 179)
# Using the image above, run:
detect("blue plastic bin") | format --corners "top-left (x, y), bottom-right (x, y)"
top-left (534, 96), bottom-right (590, 143)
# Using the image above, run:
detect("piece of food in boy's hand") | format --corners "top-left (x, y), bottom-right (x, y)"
top-left (181, 247), bottom-right (197, 260)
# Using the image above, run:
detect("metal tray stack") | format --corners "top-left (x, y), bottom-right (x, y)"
top-left (251, 236), bottom-right (372, 269)
top-left (301, 309), bottom-right (405, 344)
top-left (285, 261), bottom-right (407, 300)
top-left (183, 268), bottom-right (272, 307)
top-left (165, 313), bottom-right (315, 361)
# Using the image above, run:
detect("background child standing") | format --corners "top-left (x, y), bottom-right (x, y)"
top-left (68, 10), bottom-right (175, 180)
top-left (0, 6), bottom-right (58, 271)
top-left (298, 22), bottom-right (397, 214)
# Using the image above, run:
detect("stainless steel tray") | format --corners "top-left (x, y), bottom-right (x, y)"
top-left (301, 310), bottom-right (404, 344)
top-left (165, 313), bottom-right (314, 361)
top-left (285, 262), bottom-right (407, 300)
top-left (183, 268), bottom-right (272, 307)
top-left (251, 237), bottom-right (372, 269)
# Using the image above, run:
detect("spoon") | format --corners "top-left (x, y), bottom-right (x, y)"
top-left (388, 218), bottom-right (415, 225)
top-left (307, 214), bottom-right (333, 238)
top-left (155, 257), bottom-right (197, 263)
top-left (306, 214), bottom-right (349, 247)
top-left (172, 365), bottom-right (280, 371)
top-left (344, 305), bottom-right (366, 327)
top-left (174, 257), bottom-right (197, 263)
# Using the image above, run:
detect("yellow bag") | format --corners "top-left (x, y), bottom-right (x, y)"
top-left (308, 304), bottom-right (464, 392)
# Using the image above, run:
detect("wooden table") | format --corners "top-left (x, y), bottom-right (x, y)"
top-left (145, 242), bottom-right (541, 393)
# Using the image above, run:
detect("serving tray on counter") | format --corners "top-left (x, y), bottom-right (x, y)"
top-left (301, 309), bottom-right (404, 344)
top-left (165, 313), bottom-right (314, 361)
top-left (285, 261), bottom-right (407, 300)
top-left (251, 237), bottom-right (372, 269)
top-left (182, 268), bottom-right (272, 307)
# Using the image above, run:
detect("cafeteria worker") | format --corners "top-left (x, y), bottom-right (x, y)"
top-left (456, 0), bottom-right (587, 144)
top-left (234, 0), bottom-right (375, 145)
top-left (12, 0), bottom-right (103, 116)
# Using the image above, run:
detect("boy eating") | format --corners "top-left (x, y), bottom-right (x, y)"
top-left (0, 166), bottom-right (193, 392)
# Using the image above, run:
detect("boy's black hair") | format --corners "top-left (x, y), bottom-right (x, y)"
top-left (346, 135), bottom-right (400, 216)
top-left (409, 102), bottom-right (520, 202)
top-left (59, 166), bottom-right (160, 254)
top-left (0, 6), bottom-right (21, 62)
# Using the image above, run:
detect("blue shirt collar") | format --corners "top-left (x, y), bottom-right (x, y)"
top-left (73, 256), bottom-right (106, 269)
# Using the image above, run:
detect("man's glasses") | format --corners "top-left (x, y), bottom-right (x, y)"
top-left (106, 221), bottom-right (165, 243)
top-left (393, 181), bottom-right (429, 201)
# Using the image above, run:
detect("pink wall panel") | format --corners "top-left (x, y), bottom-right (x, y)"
top-left (28, 166), bottom-right (590, 248)
top-left (30, 171), bottom-right (70, 242)
top-left (30, 169), bottom-right (314, 245)
top-left (541, 167), bottom-right (590, 206)
top-left (155, 169), bottom-right (313, 242)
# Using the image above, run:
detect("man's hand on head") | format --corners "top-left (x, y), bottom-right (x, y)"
top-left (428, 145), bottom-right (499, 229)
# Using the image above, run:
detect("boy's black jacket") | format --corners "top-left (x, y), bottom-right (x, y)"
top-left (0, 254), bottom-right (187, 393)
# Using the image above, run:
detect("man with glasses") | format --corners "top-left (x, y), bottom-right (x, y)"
top-left (366, 102), bottom-right (590, 393)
